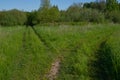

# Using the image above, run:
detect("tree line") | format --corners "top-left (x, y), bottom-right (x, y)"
top-left (0, 0), bottom-right (120, 26)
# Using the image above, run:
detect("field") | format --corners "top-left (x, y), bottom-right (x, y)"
top-left (0, 24), bottom-right (120, 80)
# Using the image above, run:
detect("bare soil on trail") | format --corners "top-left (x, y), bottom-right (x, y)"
top-left (47, 58), bottom-right (61, 80)
top-left (31, 27), bottom-right (61, 80)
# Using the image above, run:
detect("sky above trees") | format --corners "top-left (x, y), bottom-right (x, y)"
top-left (0, 0), bottom-right (95, 11)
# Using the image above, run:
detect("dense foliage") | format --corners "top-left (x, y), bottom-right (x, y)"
top-left (0, 0), bottom-right (120, 26)
top-left (0, 9), bottom-right (27, 26)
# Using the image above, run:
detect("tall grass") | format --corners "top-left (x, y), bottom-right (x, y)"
top-left (106, 27), bottom-right (120, 80)
top-left (0, 24), bottom-right (120, 80)
top-left (35, 24), bottom-right (120, 80)
top-left (0, 26), bottom-right (25, 80)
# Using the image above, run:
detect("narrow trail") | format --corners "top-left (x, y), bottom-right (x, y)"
top-left (47, 58), bottom-right (61, 80)
top-left (11, 27), bottom-right (28, 79)
top-left (22, 27), bottom-right (27, 50)
top-left (31, 27), bottom-right (61, 80)
top-left (31, 26), bottom-right (50, 49)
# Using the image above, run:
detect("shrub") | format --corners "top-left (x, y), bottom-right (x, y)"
top-left (0, 9), bottom-right (27, 26)
top-left (79, 9), bottom-right (105, 23)
top-left (106, 11), bottom-right (120, 23)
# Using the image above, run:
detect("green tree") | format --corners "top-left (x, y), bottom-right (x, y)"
top-left (59, 10), bottom-right (66, 22)
top-left (106, 0), bottom-right (119, 11)
top-left (37, 6), bottom-right (59, 23)
top-left (106, 11), bottom-right (120, 23)
top-left (119, 3), bottom-right (120, 10)
top-left (0, 9), bottom-right (26, 26)
top-left (26, 11), bottom-right (38, 27)
top-left (49, 6), bottom-right (60, 22)
top-left (39, 0), bottom-right (51, 10)
top-left (37, 8), bottom-right (50, 23)
top-left (84, 1), bottom-right (106, 12)
top-left (9, 9), bottom-right (27, 25)
top-left (66, 3), bottom-right (82, 22)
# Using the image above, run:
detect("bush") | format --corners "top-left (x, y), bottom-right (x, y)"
top-left (106, 11), bottom-right (120, 23)
top-left (37, 6), bottom-right (60, 23)
top-left (0, 9), bottom-right (27, 26)
top-left (79, 9), bottom-right (105, 23)
top-left (65, 6), bottom-right (105, 23)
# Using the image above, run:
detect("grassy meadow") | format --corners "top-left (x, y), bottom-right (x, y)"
top-left (0, 24), bottom-right (120, 80)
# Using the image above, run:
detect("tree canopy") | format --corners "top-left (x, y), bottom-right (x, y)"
top-left (0, 0), bottom-right (120, 26)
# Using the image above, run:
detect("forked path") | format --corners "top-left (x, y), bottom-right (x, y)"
top-left (31, 27), bottom-right (61, 80)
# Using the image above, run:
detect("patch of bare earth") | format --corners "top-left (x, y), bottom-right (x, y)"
top-left (47, 57), bottom-right (61, 80)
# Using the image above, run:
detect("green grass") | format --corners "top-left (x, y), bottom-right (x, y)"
top-left (0, 26), bottom-right (25, 80)
top-left (106, 28), bottom-right (120, 80)
top-left (0, 24), bottom-right (120, 80)
top-left (35, 24), bottom-right (120, 80)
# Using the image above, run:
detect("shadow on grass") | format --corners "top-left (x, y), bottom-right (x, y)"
top-left (90, 40), bottom-right (119, 80)
top-left (31, 26), bottom-right (49, 48)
